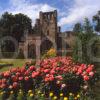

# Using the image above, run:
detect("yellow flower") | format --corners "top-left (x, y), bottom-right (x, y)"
top-left (37, 90), bottom-right (41, 94)
top-left (60, 93), bottom-right (63, 97)
top-left (77, 94), bottom-right (80, 98)
top-left (28, 90), bottom-right (32, 93)
top-left (53, 96), bottom-right (57, 100)
top-left (49, 92), bottom-right (53, 97)
top-left (19, 91), bottom-right (22, 94)
top-left (10, 91), bottom-right (13, 94)
top-left (47, 48), bottom-right (56, 56)
top-left (69, 93), bottom-right (72, 96)
top-left (19, 89), bottom-right (22, 92)
top-left (74, 97), bottom-right (77, 99)
top-left (41, 94), bottom-right (44, 96)
top-left (0, 92), bottom-right (4, 95)
top-left (63, 97), bottom-right (68, 100)
top-left (30, 93), bottom-right (33, 97)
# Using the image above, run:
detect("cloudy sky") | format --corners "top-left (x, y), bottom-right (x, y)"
top-left (0, 0), bottom-right (100, 32)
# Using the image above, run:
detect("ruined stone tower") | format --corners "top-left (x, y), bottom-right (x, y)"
top-left (19, 10), bottom-right (62, 58)
top-left (39, 10), bottom-right (58, 41)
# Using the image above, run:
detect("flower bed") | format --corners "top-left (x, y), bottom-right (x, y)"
top-left (0, 56), bottom-right (98, 100)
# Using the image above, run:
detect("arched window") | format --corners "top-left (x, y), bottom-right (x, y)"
top-left (40, 39), bottom-right (53, 55)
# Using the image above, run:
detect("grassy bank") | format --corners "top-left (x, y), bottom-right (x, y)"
top-left (0, 59), bottom-right (26, 72)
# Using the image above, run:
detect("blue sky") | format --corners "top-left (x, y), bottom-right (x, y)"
top-left (0, 0), bottom-right (100, 32)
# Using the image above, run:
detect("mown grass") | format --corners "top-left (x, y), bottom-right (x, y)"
top-left (0, 59), bottom-right (27, 72)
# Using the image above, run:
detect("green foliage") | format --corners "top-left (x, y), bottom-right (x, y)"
top-left (93, 11), bottom-right (100, 32)
top-left (17, 91), bottom-right (24, 100)
top-left (0, 12), bottom-right (32, 52)
top-left (8, 93), bottom-right (16, 100)
top-left (73, 18), bottom-right (96, 64)
top-left (73, 22), bottom-right (83, 35)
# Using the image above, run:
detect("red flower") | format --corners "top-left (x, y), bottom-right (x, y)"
top-left (4, 71), bottom-right (10, 77)
top-left (50, 70), bottom-right (55, 74)
top-left (1, 84), bottom-right (6, 88)
top-left (56, 75), bottom-right (63, 80)
top-left (16, 72), bottom-right (20, 77)
top-left (44, 69), bottom-right (49, 73)
top-left (86, 65), bottom-right (94, 73)
top-left (13, 82), bottom-right (18, 88)
top-left (49, 76), bottom-right (54, 81)
top-left (83, 75), bottom-right (89, 81)
top-left (24, 70), bottom-right (30, 76)
top-left (19, 77), bottom-right (23, 81)
top-left (21, 67), bottom-right (26, 73)
top-left (56, 67), bottom-right (60, 71)
top-left (25, 76), bottom-right (29, 81)
top-left (29, 66), bottom-right (36, 71)
top-left (44, 77), bottom-right (49, 82)
top-left (0, 72), bottom-right (4, 77)
top-left (2, 78), bottom-right (6, 84)
top-left (77, 68), bottom-right (82, 74)
top-left (32, 72), bottom-right (39, 78)
top-left (12, 75), bottom-right (18, 82)
top-left (0, 80), bottom-right (2, 84)
top-left (89, 71), bottom-right (94, 77)
top-left (11, 68), bottom-right (17, 72)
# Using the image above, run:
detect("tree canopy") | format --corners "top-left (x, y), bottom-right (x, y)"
top-left (73, 17), bottom-right (97, 64)
top-left (0, 12), bottom-right (32, 42)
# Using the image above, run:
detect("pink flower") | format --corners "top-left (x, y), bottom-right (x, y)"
top-left (13, 82), bottom-right (18, 88)
top-left (16, 72), bottom-right (20, 77)
top-left (44, 69), bottom-right (49, 73)
top-left (25, 76), bottom-right (29, 81)
top-left (4, 71), bottom-right (10, 77)
top-left (44, 77), bottom-right (49, 82)
top-left (56, 75), bottom-right (63, 80)
top-left (50, 70), bottom-right (55, 74)
top-left (83, 75), bottom-right (89, 81)
top-left (19, 77), bottom-right (23, 81)
top-left (29, 66), bottom-right (36, 71)
top-left (12, 75), bottom-right (18, 82)
top-left (86, 65), bottom-right (93, 73)
top-left (1, 84), bottom-right (6, 88)
top-left (32, 72), bottom-right (39, 78)
top-left (49, 76), bottom-right (54, 81)
top-left (89, 72), bottom-right (94, 77)
top-left (61, 84), bottom-right (66, 88)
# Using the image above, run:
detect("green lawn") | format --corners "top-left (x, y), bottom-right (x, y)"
top-left (0, 59), bottom-right (26, 72)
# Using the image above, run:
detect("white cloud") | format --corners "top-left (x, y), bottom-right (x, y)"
top-left (59, 0), bottom-right (100, 26)
top-left (4, 0), bottom-right (56, 25)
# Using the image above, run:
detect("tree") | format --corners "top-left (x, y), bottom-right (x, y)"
top-left (0, 12), bottom-right (32, 41)
top-left (83, 18), bottom-right (93, 34)
top-left (93, 11), bottom-right (100, 33)
top-left (0, 12), bottom-right (14, 36)
top-left (73, 18), bottom-right (96, 64)
top-left (12, 13), bottom-right (32, 41)
top-left (73, 23), bottom-right (82, 35)
top-left (0, 12), bottom-right (32, 52)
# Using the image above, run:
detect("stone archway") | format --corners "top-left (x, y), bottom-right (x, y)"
top-left (40, 39), bottom-right (53, 55)
top-left (28, 44), bottom-right (36, 59)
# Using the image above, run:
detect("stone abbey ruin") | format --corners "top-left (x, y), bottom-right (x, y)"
top-left (18, 10), bottom-right (74, 58)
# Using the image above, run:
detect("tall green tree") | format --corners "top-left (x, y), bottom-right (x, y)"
top-left (73, 18), bottom-right (96, 64)
top-left (73, 23), bottom-right (83, 35)
top-left (93, 11), bottom-right (100, 33)
top-left (12, 13), bottom-right (32, 41)
top-left (0, 12), bottom-right (14, 36)
top-left (0, 12), bottom-right (32, 52)
top-left (0, 12), bottom-right (32, 41)
top-left (83, 18), bottom-right (93, 34)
